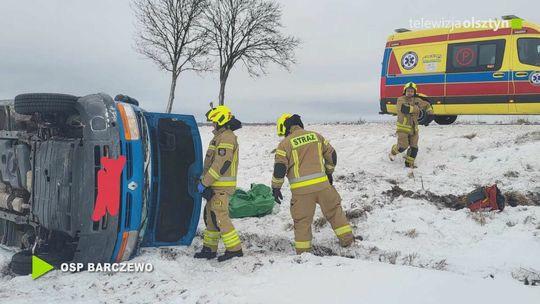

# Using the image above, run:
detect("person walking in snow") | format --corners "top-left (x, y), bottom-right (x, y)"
top-left (271, 113), bottom-right (355, 254)
top-left (389, 82), bottom-right (433, 170)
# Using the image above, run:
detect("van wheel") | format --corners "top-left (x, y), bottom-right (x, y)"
top-left (434, 115), bottom-right (457, 125)
top-left (9, 250), bottom-right (32, 275)
top-left (14, 93), bottom-right (79, 115)
top-left (9, 247), bottom-right (73, 276)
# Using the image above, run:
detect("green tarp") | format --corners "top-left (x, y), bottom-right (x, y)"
top-left (229, 184), bottom-right (276, 218)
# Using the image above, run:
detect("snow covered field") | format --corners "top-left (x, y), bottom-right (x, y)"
top-left (1, 122), bottom-right (540, 303)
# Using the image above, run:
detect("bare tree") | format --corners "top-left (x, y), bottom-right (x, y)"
top-left (133, 0), bottom-right (210, 113)
top-left (204, 0), bottom-right (300, 105)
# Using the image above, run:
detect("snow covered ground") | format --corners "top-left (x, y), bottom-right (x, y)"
top-left (1, 122), bottom-right (540, 303)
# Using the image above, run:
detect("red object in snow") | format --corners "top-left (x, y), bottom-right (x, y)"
top-left (92, 156), bottom-right (126, 222)
top-left (467, 184), bottom-right (505, 212)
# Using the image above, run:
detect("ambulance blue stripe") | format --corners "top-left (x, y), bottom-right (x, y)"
top-left (385, 74), bottom-right (445, 85)
top-left (446, 72), bottom-right (511, 82)
top-left (385, 71), bottom-right (512, 85)
top-left (381, 48), bottom-right (392, 77)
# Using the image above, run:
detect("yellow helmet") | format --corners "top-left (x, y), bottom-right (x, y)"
top-left (276, 113), bottom-right (292, 137)
top-left (206, 105), bottom-right (233, 126)
top-left (403, 82), bottom-right (418, 94)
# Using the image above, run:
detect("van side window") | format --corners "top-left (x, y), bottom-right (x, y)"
top-left (517, 38), bottom-right (540, 67)
top-left (446, 39), bottom-right (506, 73)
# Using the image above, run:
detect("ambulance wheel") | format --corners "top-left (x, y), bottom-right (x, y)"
top-left (434, 115), bottom-right (457, 125)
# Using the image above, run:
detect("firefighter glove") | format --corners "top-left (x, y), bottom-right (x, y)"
top-left (198, 182), bottom-right (214, 200)
top-left (272, 188), bottom-right (283, 204)
top-left (400, 104), bottom-right (412, 114)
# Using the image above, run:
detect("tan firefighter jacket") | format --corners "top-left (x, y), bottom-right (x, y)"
top-left (272, 126), bottom-right (336, 195)
top-left (202, 127), bottom-right (239, 194)
top-left (396, 95), bottom-right (433, 134)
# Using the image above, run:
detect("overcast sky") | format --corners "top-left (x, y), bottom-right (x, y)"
top-left (0, 0), bottom-right (538, 122)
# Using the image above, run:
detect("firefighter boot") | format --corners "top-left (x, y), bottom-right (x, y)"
top-left (388, 151), bottom-right (396, 161)
top-left (217, 250), bottom-right (243, 262)
top-left (194, 246), bottom-right (217, 259)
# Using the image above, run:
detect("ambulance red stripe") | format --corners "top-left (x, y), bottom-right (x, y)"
top-left (385, 27), bottom-right (539, 47)
top-left (446, 83), bottom-right (508, 95)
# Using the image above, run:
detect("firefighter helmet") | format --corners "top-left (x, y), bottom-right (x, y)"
top-left (276, 113), bottom-right (292, 137)
top-left (402, 82), bottom-right (418, 94)
top-left (206, 105), bottom-right (233, 126)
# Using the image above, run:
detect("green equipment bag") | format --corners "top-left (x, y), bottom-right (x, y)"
top-left (229, 184), bottom-right (276, 218)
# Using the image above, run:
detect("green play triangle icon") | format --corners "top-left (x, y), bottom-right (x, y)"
top-left (32, 255), bottom-right (54, 280)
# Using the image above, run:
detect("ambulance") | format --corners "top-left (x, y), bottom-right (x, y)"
top-left (380, 15), bottom-right (540, 124)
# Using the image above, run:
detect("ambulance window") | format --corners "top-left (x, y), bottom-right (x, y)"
top-left (447, 39), bottom-right (505, 73)
top-left (479, 45), bottom-right (496, 65)
top-left (451, 45), bottom-right (478, 68)
top-left (517, 38), bottom-right (540, 67)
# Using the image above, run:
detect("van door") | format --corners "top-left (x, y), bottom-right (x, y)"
top-left (511, 36), bottom-right (540, 114)
top-left (141, 112), bottom-right (203, 247)
top-left (445, 39), bottom-right (510, 114)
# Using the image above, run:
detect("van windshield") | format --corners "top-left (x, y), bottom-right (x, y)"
top-left (518, 38), bottom-right (540, 67)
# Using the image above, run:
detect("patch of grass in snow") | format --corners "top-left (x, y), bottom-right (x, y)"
top-left (462, 133), bottom-right (477, 140)
top-left (515, 131), bottom-right (540, 144)
top-left (383, 186), bottom-right (540, 210)
top-left (522, 215), bottom-right (535, 225)
top-left (368, 246), bottom-right (379, 254)
top-left (515, 118), bottom-right (534, 125)
top-left (401, 253), bottom-right (418, 266)
top-left (470, 212), bottom-right (488, 226)
top-left (506, 191), bottom-right (530, 207)
top-left (160, 248), bottom-right (179, 260)
top-left (512, 268), bottom-right (540, 286)
top-left (345, 205), bottom-right (372, 221)
top-left (403, 229), bottom-right (419, 239)
top-left (504, 171), bottom-right (520, 178)
top-left (385, 179), bottom-right (399, 185)
top-left (313, 217), bottom-right (327, 229)
top-left (435, 164), bottom-right (447, 171)
top-left (240, 232), bottom-right (293, 254)
top-left (506, 221), bottom-right (517, 227)
top-left (379, 251), bottom-right (401, 265)
top-left (433, 259), bottom-right (448, 271)
top-left (382, 185), bottom-right (466, 210)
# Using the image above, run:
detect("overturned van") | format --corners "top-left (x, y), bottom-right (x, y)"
top-left (380, 16), bottom-right (540, 124)
top-left (0, 93), bottom-right (202, 274)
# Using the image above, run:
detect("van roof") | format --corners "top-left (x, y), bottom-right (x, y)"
top-left (386, 19), bottom-right (540, 45)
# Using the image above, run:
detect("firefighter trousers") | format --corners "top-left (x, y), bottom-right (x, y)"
top-left (391, 132), bottom-right (419, 168)
top-left (290, 186), bottom-right (354, 254)
top-left (202, 191), bottom-right (242, 252)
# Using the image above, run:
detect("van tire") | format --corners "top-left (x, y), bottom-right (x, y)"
top-left (14, 93), bottom-right (79, 115)
top-left (434, 115), bottom-right (457, 125)
top-left (9, 247), bottom-right (73, 276)
top-left (9, 250), bottom-right (32, 275)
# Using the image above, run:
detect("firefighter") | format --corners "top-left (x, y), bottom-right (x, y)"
top-left (389, 82), bottom-right (433, 169)
top-left (194, 105), bottom-right (243, 262)
top-left (271, 114), bottom-right (354, 254)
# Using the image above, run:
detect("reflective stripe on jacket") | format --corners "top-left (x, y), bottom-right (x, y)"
top-left (202, 128), bottom-right (239, 193)
top-left (396, 96), bottom-right (433, 135)
top-left (272, 126), bottom-right (336, 195)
